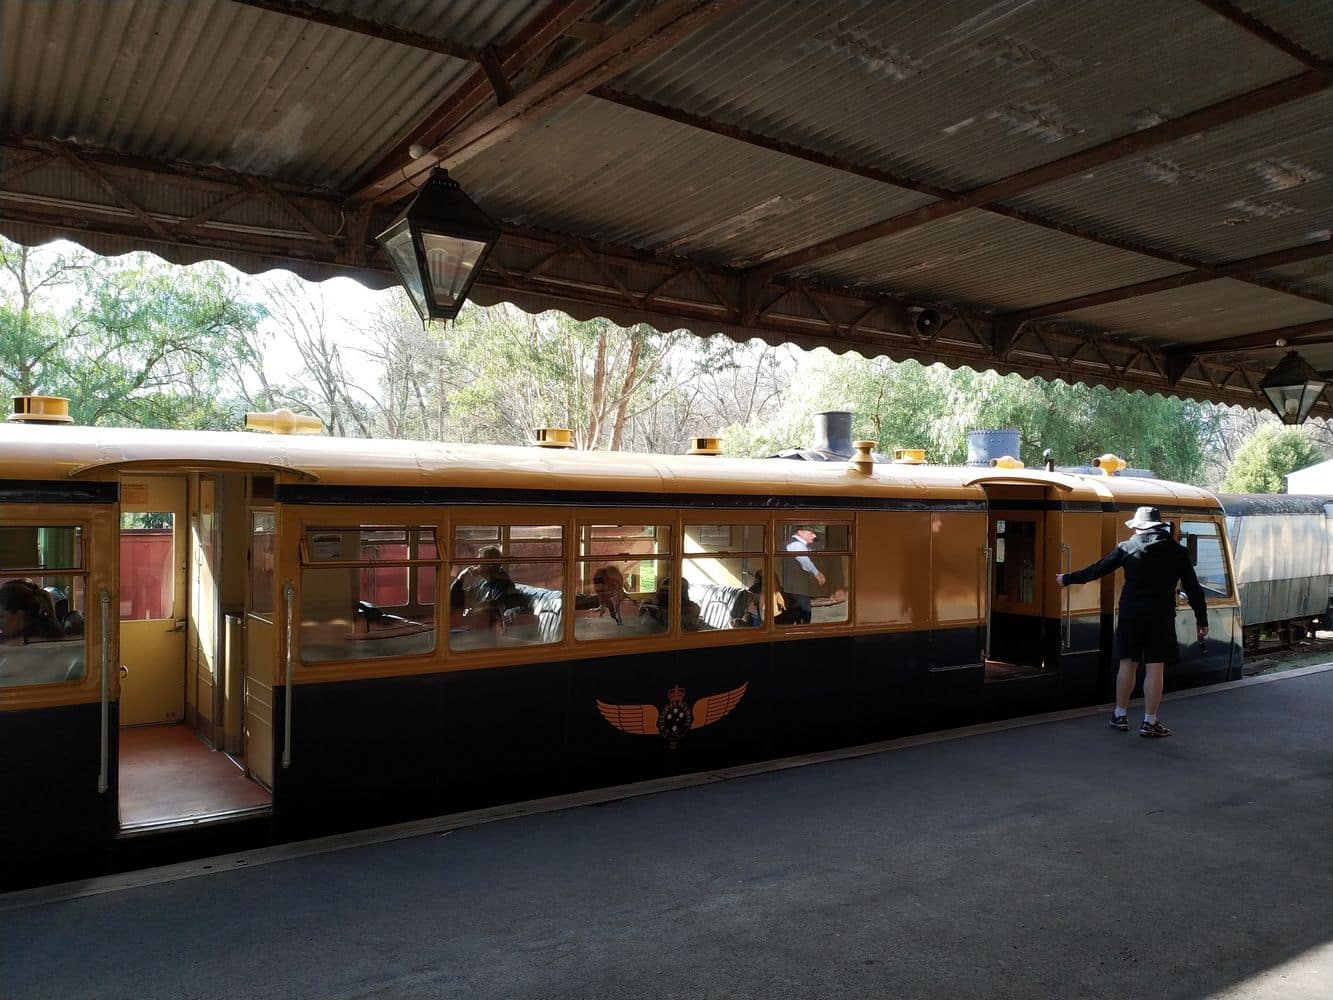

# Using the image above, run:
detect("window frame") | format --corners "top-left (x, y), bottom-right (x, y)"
top-left (772, 516), bottom-right (855, 631)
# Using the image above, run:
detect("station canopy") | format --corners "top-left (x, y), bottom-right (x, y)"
top-left (2, 0), bottom-right (1331, 416)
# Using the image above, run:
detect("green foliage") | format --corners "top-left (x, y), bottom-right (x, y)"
top-left (1220, 425), bottom-right (1325, 493)
top-left (724, 352), bottom-right (1218, 483)
top-left (0, 238), bottom-right (267, 428)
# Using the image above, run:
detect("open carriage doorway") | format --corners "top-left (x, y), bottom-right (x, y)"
top-left (117, 472), bottom-right (270, 832)
top-left (976, 481), bottom-right (1084, 686)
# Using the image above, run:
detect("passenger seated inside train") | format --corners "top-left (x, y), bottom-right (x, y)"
top-left (0, 579), bottom-right (85, 687)
top-left (640, 577), bottom-right (708, 631)
top-left (578, 565), bottom-right (639, 623)
top-left (1, 579), bottom-right (66, 645)
top-left (449, 546), bottom-right (528, 626)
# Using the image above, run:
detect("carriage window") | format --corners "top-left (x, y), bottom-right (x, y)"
top-left (680, 524), bottom-right (765, 631)
top-left (119, 512), bottom-right (174, 621)
top-left (1181, 521), bottom-right (1230, 597)
top-left (449, 524), bottom-right (564, 651)
top-left (576, 523), bottom-right (671, 640)
top-left (250, 512), bottom-right (275, 617)
top-left (1, 526), bottom-right (87, 688)
top-left (775, 522), bottom-right (850, 626)
top-left (300, 526), bottom-right (439, 663)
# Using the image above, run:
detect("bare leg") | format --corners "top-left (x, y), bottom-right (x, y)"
top-left (1143, 661), bottom-right (1166, 717)
top-left (1115, 657), bottom-right (1138, 712)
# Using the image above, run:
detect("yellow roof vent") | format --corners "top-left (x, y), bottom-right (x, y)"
top-left (892, 447), bottom-right (927, 465)
top-left (989, 455), bottom-right (1025, 469)
top-left (1092, 453), bottom-right (1127, 476)
top-left (8, 395), bottom-right (74, 424)
top-left (687, 436), bottom-right (723, 456)
top-left (850, 440), bottom-right (876, 474)
top-left (245, 408), bottom-right (323, 435)
top-left (534, 427), bottom-right (575, 449)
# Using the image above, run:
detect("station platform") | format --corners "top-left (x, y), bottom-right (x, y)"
top-left (4, 665), bottom-right (1331, 1000)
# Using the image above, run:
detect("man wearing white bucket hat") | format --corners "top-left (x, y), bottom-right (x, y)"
top-left (1056, 506), bottom-right (1208, 738)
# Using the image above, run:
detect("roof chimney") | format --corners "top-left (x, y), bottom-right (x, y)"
top-left (811, 410), bottom-right (853, 457)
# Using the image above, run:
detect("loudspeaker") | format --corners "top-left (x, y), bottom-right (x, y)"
top-left (913, 309), bottom-right (941, 335)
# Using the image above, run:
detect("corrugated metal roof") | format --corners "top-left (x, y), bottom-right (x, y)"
top-left (2, 0), bottom-right (1330, 415)
top-left (616, 0), bottom-right (1304, 192)
top-left (0, 0), bottom-right (517, 187)
top-left (1005, 90), bottom-right (1333, 264)
top-left (1234, 0), bottom-right (1333, 61)
top-left (1059, 278), bottom-right (1333, 341)
top-left (462, 96), bottom-right (935, 263)
top-left (793, 209), bottom-right (1190, 312)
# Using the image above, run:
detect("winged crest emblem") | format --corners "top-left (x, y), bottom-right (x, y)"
top-left (596, 682), bottom-right (748, 749)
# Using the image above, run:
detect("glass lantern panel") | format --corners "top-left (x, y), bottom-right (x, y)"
top-left (422, 232), bottom-right (486, 307)
top-left (381, 224), bottom-right (428, 318)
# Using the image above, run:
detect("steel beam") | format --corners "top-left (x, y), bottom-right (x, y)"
top-left (354, 0), bottom-right (739, 206)
top-left (751, 67), bottom-right (1332, 278)
top-left (229, 0), bottom-right (481, 60)
top-left (1005, 239), bottom-right (1333, 320)
top-left (1165, 319), bottom-right (1333, 357)
top-left (347, 1), bottom-right (598, 200)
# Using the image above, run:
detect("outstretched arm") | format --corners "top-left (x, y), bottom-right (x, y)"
top-left (1057, 545), bottom-right (1126, 587)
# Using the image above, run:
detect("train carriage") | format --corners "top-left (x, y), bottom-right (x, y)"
top-left (0, 402), bottom-right (1241, 890)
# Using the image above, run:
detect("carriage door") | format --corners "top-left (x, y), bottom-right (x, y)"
top-left (118, 475), bottom-right (188, 726)
top-left (981, 482), bottom-right (1093, 688)
top-left (983, 485), bottom-right (1048, 679)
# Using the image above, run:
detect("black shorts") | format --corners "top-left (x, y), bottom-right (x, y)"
top-left (1115, 611), bottom-right (1180, 665)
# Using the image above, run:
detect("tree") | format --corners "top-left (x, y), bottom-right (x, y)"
top-left (1220, 425), bottom-right (1326, 493)
top-left (0, 238), bottom-right (268, 428)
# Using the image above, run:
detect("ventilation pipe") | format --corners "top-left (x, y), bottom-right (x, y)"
top-left (849, 440), bottom-right (876, 474)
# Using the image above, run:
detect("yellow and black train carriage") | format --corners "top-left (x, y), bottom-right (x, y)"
top-left (0, 406), bottom-right (1241, 888)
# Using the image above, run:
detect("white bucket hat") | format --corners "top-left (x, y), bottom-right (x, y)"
top-left (1125, 505), bottom-right (1166, 530)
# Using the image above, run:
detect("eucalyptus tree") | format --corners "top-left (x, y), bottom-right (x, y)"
top-left (0, 237), bottom-right (266, 428)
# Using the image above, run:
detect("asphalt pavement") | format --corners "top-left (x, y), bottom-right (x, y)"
top-left (3, 666), bottom-right (1331, 1000)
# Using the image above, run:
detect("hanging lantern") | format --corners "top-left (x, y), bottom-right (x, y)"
top-left (376, 169), bottom-right (500, 323)
top-left (1259, 351), bottom-right (1326, 425)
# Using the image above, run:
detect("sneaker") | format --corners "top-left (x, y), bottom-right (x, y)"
top-left (1139, 720), bottom-right (1172, 739)
top-left (1109, 713), bottom-right (1129, 732)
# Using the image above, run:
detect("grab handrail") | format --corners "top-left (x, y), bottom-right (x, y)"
top-left (1061, 544), bottom-right (1073, 651)
top-left (98, 588), bottom-right (110, 794)
top-left (982, 545), bottom-right (994, 659)
top-left (282, 581), bottom-right (295, 769)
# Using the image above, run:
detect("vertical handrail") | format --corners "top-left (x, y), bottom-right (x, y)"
top-left (1061, 543), bottom-right (1073, 650)
top-left (98, 588), bottom-right (111, 794)
top-left (982, 546), bottom-right (994, 659)
top-left (282, 581), bottom-right (295, 769)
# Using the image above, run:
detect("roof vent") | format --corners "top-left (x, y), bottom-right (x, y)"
top-left (245, 408), bottom-right (323, 435)
top-left (1092, 453), bottom-right (1127, 476)
top-left (8, 395), bottom-right (74, 424)
top-left (850, 440), bottom-right (876, 474)
top-left (892, 448), bottom-right (927, 465)
top-left (534, 427), bottom-right (575, 449)
top-left (989, 455), bottom-right (1025, 469)
top-left (687, 436), bottom-right (722, 455)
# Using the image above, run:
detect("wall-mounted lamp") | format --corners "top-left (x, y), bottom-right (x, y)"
top-left (376, 168), bottom-right (500, 323)
top-left (1259, 350), bottom-right (1326, 425)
